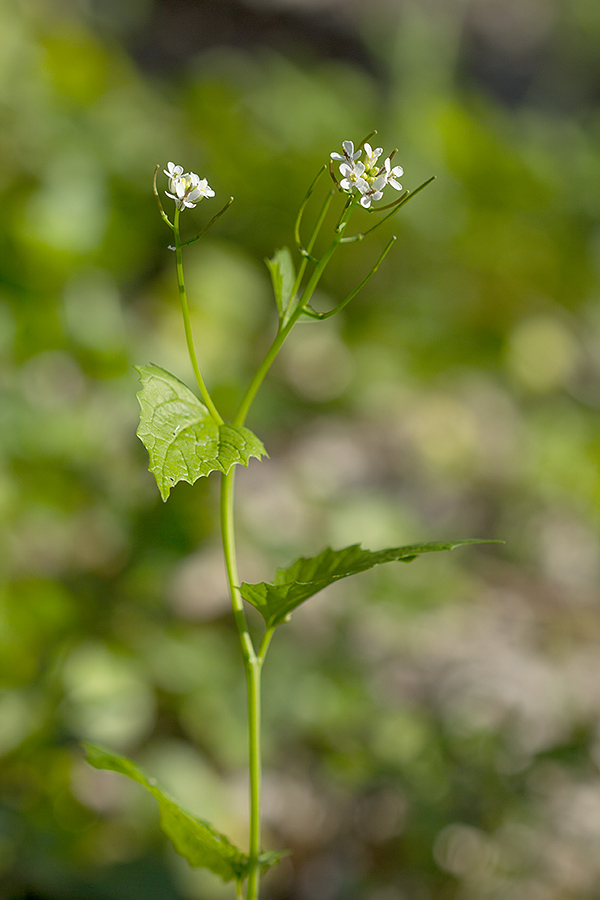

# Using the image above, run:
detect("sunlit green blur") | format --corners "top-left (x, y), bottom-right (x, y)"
top-left (2, 1), bottom-right (600, 898)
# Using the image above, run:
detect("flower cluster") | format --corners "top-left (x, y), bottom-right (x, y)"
top-left (330, 140), bottom-right (404, 209)
top-left (164, 162), bottom-right (215, 211)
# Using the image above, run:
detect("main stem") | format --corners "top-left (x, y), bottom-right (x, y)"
top-left (221, 196), bottom-right (358, 900)
top-left (220, 468), bottom-right (262, 899)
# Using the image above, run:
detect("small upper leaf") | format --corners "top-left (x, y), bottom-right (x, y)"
top-left (136, 365), bottom-right (267, 500)
top-left (240, 541), bottom-right (498, 629)
top-left (266, 247), bottom-right (295, 320)
top-left (84, 743), bottom-right (248, 882)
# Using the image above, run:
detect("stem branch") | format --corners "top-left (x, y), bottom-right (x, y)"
top-left (233, 197), bottom-right (358, 428)
top-left (174, 208), bottom-right (223, 423)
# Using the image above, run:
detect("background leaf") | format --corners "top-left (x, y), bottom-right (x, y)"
top-left (136, 365), bottom-right (266, 500)
top-left (240, 541), bottom-right (497, 628)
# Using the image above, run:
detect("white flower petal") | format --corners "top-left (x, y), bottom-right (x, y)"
top-left (331, 140), bottom-right (362, 163)
top-left (384, 158), bottom-right (403, 178)
top-left (198, 179), bottom-right (215, 198)
top-left (164, 162), bottom-right (184, 179)
top-left (364, 143), bottom-right (383, 166)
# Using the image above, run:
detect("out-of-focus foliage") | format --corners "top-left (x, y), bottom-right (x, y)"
top-left (1, 0), bottom-right (600, 898)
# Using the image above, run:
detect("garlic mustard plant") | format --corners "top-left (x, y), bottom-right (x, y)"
top-left (84, 134), bottom-right (497, 900)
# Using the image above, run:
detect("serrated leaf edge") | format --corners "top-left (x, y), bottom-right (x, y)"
top-left (135, 364), bottom-right (267, 499)
top-left (240, 539), bottom-right (502, 627)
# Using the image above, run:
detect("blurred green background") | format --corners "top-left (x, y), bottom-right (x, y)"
top-left (2, 0), bottom-right (600, 897)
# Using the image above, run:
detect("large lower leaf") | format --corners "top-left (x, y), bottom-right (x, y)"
top-left (136, 365), bottom-right (266, 500)
top-left (240, 541), bottom-right (497, 629)
top-left (85, 744), bottom-right (284, 882)
top-left (85, 743), bottom-right (247, 881)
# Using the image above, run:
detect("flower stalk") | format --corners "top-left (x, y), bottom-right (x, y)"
top-left (173, 207), bottom-right (223, 423)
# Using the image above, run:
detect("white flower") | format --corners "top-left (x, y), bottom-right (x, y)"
top-left (363, 142), bottom-right (383, 171)
top-left (331, 138), bottom-right (404, 208)
top-left (188, 176), bottom-right (215, 204)
top-left (164, 161), bottom-right (184, 182)
top-left (164, 165), bottom-right (215, 210)
top-left (339, 160), bottom-right (366, 192)
top-left (330, 140), bottom-right (361, 163)
top-left (383, 157), bottom-right (403, 191)
top-left (357, 174), bottom-right (387, 208)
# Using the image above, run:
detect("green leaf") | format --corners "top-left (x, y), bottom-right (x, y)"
top-left (258, 848), bottom-right (290, 872)
top-left (84, 743), bottom-right (249, 882)
top-left (265, 247), bottom-right (295, 319)
top-left (240, 541), bottom-right (499, 629)
top-left (136, 365), bottom-right (267, 500)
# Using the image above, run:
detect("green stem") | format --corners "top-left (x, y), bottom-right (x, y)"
top-left (244, 631), bottom-right (274, 900)
top-left (173, 208), bottom-right (223, 423)
top-left (220, 469), bottom-right (263, 899)
top-left (304, 234), bottom-right (397, 320)
top-left (221, 195), bottom-right (357, 900)
top-left (290, 189), bottom-right (333, 308)
top-left (220, 468), bottom-right (255, 662)
top-left (233, 197), bottom-right (357, 428)
top-left (245, 656), bottom-right (262, 900)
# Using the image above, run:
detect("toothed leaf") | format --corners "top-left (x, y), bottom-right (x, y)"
top-left (240, 540), bottom-right (498, 628)
top-left (136, 365), bottom-right (266, 500)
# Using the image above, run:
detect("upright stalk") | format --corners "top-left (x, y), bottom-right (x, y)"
top-left (220, 467), bottom-right (262, 899)
top-left (233, 196), bottom-right (358, 428)
top-left (245, 655), bottom-right (262, 900)
top-left (173, 208), bottom-right (223, 423)
top-left (218, 195), bottom-right (359, 900)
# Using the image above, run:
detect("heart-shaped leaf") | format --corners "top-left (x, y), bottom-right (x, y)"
top-left (240, 540), bottom-right (498, 629)
top-left (136, 365), bottom-right (267, 500)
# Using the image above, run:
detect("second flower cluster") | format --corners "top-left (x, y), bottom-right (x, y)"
top-left (331, 140), bottom-right (404, 209)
